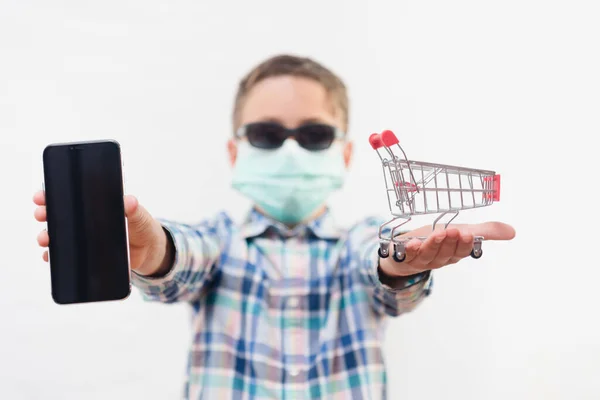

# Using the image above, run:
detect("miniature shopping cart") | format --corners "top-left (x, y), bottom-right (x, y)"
top-left (369, 130), bottom-right (501, 262)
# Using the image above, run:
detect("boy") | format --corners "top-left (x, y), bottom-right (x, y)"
top-left (33, 54), bottom-right (515, 399)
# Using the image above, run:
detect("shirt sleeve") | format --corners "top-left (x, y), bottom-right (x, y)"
top-left (349, 217), bottom-right (433, 318)
top-left (130, 212), bottom-right (233, 304)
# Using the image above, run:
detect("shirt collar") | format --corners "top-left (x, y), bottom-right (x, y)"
top-left (240, 207), bottom-right (344, 240)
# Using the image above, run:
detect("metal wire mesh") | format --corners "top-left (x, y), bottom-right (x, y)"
top-left (381, 155), bottom-right (498, 218)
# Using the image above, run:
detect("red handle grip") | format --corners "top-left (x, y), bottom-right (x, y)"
top-left (369, 133), bottom-right (384, 149)
top-left (381, 130), bottom-right (399, 147)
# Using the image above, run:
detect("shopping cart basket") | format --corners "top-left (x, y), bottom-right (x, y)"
top-left (369, 130), bottom-right (501, 262)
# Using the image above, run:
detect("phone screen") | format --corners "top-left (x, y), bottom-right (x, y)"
top-left (43, 141), bottom-right (130, 304)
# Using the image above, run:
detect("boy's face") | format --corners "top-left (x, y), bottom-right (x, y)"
top-left (227, 75), bottom-right (353, 167)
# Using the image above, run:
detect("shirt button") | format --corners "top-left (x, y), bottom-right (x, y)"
top-left (288, 297), bottom-right (299, 308)
top-left (289, 367), bottom-right (300, 377)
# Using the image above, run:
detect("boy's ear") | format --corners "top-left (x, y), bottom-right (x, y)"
top-left (227, 139), bottom-right (238, 166)
top-left (343, 141), bottom-right (353, 168)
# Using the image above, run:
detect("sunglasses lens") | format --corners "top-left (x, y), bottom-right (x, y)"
top-left (296, 124), bottom-right (336, 150)
top-left (245, 123), bottom-right (287, 149)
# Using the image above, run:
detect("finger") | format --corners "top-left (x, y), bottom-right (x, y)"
top-left (380, 238), bottom-right (423, 277)
top-left (43, 251), bottom-right (48, 262)
top-left (34, 206), bottom-right (47, 222)
top-left (401, 238), bottom-right (423, 264)
top-left (416, 230), bottom-right (447, 265)
top-left (459, 222), bottom-right (516, 241)
top-left (455, 232), bottom-right (474, 259)
top-left (431, 228), bottom-right (460, 267)
top-left (123, 195), bottom-right (156, 241)
top-left (37, 230), bottom-right (49, 247)
top-left (123, 195), bottom-right (139, 217)
top-left (33, 190), bottom-right (46, 206)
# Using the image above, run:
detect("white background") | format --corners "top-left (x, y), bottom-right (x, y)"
top-left (1, 0), bottom-right (599, 399)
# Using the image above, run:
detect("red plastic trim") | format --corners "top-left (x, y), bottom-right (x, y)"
top-left (381, 130), bottom-right (399, 147)
top-left (484, 174), bottom-right (501, 201)
top-left (369, 133), bottom-right (384, 149)
top-left (493, 174), bottom-right (501, 201)
top-left (395, 181), bottom-right (418, 192)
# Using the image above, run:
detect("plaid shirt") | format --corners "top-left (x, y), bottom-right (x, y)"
top-left (132, 208), bottom-right (433, 400)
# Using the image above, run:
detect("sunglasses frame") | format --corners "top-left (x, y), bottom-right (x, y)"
top-left (235, 122), bottom-right (346, 151)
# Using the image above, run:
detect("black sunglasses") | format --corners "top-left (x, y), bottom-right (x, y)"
top-left (235, 122), bottom-right (345, 151)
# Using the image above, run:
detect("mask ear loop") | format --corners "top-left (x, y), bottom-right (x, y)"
top-left (334, 127), bottom-right (350, 153)
top-left (234, 125), bottom-right (245, 140)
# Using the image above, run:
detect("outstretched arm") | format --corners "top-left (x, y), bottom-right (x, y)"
top-left (353, 218), bottom-right (515, 317)
top-left (378, 222), bottom-right (516, 278)
top-left (34, 190), bottom-right (231, 304)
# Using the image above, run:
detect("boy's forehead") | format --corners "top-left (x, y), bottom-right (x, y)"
top-left (239, 75), bottom-right (342, 129)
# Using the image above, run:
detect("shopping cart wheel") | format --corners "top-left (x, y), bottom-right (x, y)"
top-left (470, 249), bottom-right (483, 259)
top-left (378, 247), bottom-right (389, 259)
top-left (392, 252), bottom-right (406, 263)
top-left (378, 241), bottom-right (390, 258)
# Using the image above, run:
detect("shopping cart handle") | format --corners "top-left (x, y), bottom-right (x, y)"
top-left (381, 130), bottom-right (399, 147)
top-left (369, 133), bottom-right (384, 149)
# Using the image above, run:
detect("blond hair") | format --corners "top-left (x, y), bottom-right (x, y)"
top-left (232, 54), bottom-right (349, 131)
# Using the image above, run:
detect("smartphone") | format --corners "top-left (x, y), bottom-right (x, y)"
top-left (42, 140), bottom-right (131, 305)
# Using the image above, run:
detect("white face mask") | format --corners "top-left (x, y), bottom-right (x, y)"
top-left (231, 139), bottom-right (346, 225)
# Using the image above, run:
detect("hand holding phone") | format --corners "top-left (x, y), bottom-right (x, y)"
top-left (37, 140), bottom-right (175, 304)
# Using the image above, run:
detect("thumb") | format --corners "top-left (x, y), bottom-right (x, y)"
top-left (124, 195), bottom-right (139, 217)
top-left (124, 195), bottom-right (155, 237)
